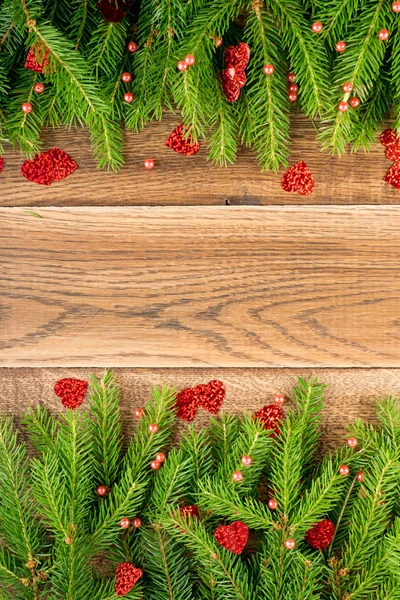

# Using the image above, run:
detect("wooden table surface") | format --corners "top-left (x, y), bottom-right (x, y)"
top-left (1, 114), bottom-right (399, 444)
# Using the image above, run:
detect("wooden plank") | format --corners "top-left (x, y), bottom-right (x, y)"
top-left (1, 367), bottom-right (399, 450)
top-left (0, 114), bottom-right (397, 206)
top-left (1, 206), bottom-right (400, 367)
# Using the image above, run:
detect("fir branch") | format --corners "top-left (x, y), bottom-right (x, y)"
top-left (180, 426), bottom-right (214, 501)
top-left (23, 404), bottom-right (58, 458)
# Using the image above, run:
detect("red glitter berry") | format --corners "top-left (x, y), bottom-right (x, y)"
top-left (97, 0), bottom-right (131, 22)
top-left (54, 378), bottom-right (88, 409)
top-left (114, 563), bottom-right (143, 597)
top-left (386, 145), bottom-right (400, 161)
top-left (0, 157), bottom-right (4, 175)
top-left (384, 162), bottom-right (400, 190)
top-left (25, 44), bottom-right (50, 73)
top-left (214, 521), bottom-right (249, 555)
top-left (305, 519), bottom-right (335, 550)
top-left (165, 124), bottom-right (200, 156)
top-left (254, 404), bottom-right (283, 436)
top-left (380, 129), bottom-right (399, 147)
top-left (281, 161), bottom-right (315, 196)
top-left (180, 505), bottom-right (199, 520)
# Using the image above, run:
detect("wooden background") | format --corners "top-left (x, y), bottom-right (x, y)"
top-left (1, 114), bottom-right (400, 445)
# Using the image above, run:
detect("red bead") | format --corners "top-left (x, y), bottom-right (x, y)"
top-left (339, 464), bottom-right (350, 476)
top-left (34, 82), bottom-right (45, 94)
top-left (124, 92), bottom-right (134, 103)
top-left (338, 101), bottom-right (349, 112)
top-left (342, 82), bottom-right (353, 93)
top-left (287, 72), bottom-right (296, 83)
top-left (22, 102), bottom-right (33, 113)
top-left (349, 97), bottom-right (360, 108)
top-left (128, 41), bottom-right (138, 53)
top-left (347, 437), bottom-right (358, 448)
top-left (336, 41), bottom-right (347, 53)
top-left (213, 36), bottom-right (223, 47)
top-left (285, 538), bottom-right (296, 550)
top-left (185, 54), bottom-right (195, 66)
top-left (273, 393), bottom-right (286, 405)
top-left (288, 84), bottom-right (299, 93)
top-left (241, 455), bottom-right (252, 466)
top-left (263, 64), bottom-right (274, 75)
top-left (356, 471), bottom-right (365, 482)
top-left (268, 498), bottom-right (278, 510)
top-left (96, 485), bottom-right (107, 496)
top-left (120, 518), bottom-right (130, 529)
top-left (177, 60), bottom-right (188, 72)
top-left (148, 422), bottom-right (158, 432)
top-left (156, 452), bottom-right (166, 463)
top-left (121, 71), bottom-right (132, 83)
top-left (151, 459), bottom-right (161, 470)
top-left (134, 408), bottom-right (143, 418)
top-left (312, 22), bottom-right (323, 34)
top-left (144, 159), bottom-right (155, 170)
top-left (393, 2), bottom-right (400, 11)
top-left (288, 92), bottom-right (298, 103)
top-left (378, 29), bottom-right (390, 40)
top-left (232, 471), bottom-right (243, 482)
top-left (132, 517), bottom-right (142, 528)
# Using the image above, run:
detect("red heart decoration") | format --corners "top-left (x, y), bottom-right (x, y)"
top-left (220, 42), bottom-right (250, 102)
top-left (47, 148), bottom-right (78, 181)
top-left (21, 148), bottom-right (78, 185)
top-left (0, 157), bottom-right (4, 175)
top-left (224, 42), bottom-right (250, 70)
top-left (386, 144), bottom-right (400, 161)
top-left (199, 380), bottom-right (225, 414)
top-left (25, 43), bottom-right (50, 73)
top-left (165, 124), bottom-right (200, 156)
top-left (254, 404), bottom-right (283, 436)
top-left (175, 385), bottom-right (203, 421)
top-left (180, 505), bottom-right (199, 520)
top-left (281, 161), bottom-right (315, 196)
top-left (304, 519), bottom-right (335, 550)
top-left (380, 128), bottom-right (398, 148)
top-left (214, 521), bottom-right (249, 555)
top-left (220, 69), bottom-right (242, 102)
top-left (384, 162), bottom-right (400, 190)
top-left (54, 378), bottom-right (88, 410)
top-left (115, 562), bottom-right (143, 596)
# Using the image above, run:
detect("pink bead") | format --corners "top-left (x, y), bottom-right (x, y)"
top-left (339, 464), bottom-right (350, 476)
top-left (120, 517), bottom-right (130, 529)
top-left (232, 471), bottom-right (243, 482)
top-left (121, 71), bottom-right (132, 83)
top-left (132, 517), bottom-right (142, 528)
top-left (134, 408), bottom-right (143, 418)
top-left (347, 437), bottom-right (358, 448)
top-left (393, 1), bottom-right (400, 11)
top-left (312, 22), bottom-right (323, 34)
top-left (287, 73), bottom-right (296, 83)
top-left (356, 471), bottom-right (365, 482)
top-left (349, 97), bottom-right (360, 108)
top-left (96, 485), bottom-right (107, 497)
top-left (34, 82), bottom-right (45, 94)
top-left (177, 60), bottom-right (188, 71)
top-left (128, 41), bottom-right (138, 53)
top-left (124, 92), bottom-right (134, 103)
top-left (285, 538), bottom-right (296, 550)
top-left (22, 102), bottom-right (33, 113)
top-left (263, 64), bottom-right (274, 75)
top-left (144, 159), bottom-right (155, 170)
top-left (268, 498), bottom-right (278, 510)
top-left (288, 84), bottom-right (299, 94)
top-left (342, 82), bottom-right (353, 93)
top-left (214, 37), bottom-right (223, 47)
top-left (185, 54), bottom-right (196, 66)
top-left (378, 29), bottom-right (390, 40)
top-left (241, 455), bottom-right (252, 466)
top-left (338, 101), bottom-right (349, 112)
top-left (148, 422), bottom-right (158, 432)
top-left (151, 459), bottom-right (161, 470)
top-left (336, 41), bottom-right (346, 53)
top-left (156, 452), bottom-right (166, 463)
top-left (288, 93), bottom-right (298, 103)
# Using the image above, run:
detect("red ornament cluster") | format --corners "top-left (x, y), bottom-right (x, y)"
top-left (25, 44), bottom-right (50, 73)
top-left (177, 54), bottom-right (196, 72)
top-left (98, 0), bottom-right (131, 23)
top-left (54, 378), bottom-right (87, 409)
top-left (21, 148), bottom-right (78, 186)
top-left (281, 161), bottom-right (315, 196)
top-left (220, 42), bottom-right (250, 102)
top-left (165, 124), bottom-right (200, 156)
top-left (114, 562), bottom-right (143, 596)
top-left (176, 380), bottom-right (225, 421)
top-left (381, 128), bottom-right (400, 190)
top-left (254, 403), bottom-right (283, 436)
top-left (151, 450), bottom-right (166, 471)
top-left (305, 519), bottom-right (335, 550)
top-left (214, 521), bottom-right (249, 555)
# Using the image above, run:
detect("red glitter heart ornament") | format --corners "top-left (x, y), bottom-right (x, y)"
top-left (54, 378), bottom-right (88, 409)
top-left (180, 505), bottom-right (199, 520)
top-left (221, 42), bottom-right (250, 102)
top-left (214, 521), bottom-right (249, 555)
top-left (47, 148), bottom-right (78, 181)
top-left (224, 42), bottom-right (250, 70)
top-left (199, 380), bottom-right (225, 414)
top-left (305, 519), bottom-right (335, 550)
top-left (386, 145), bottom-right (400, 161)
top-left (254, 404), bottom-right (283, 436)
top-left (21, 148), bottom-right (78, 185)
top-left (25, 43), bottom-right (50, 73)
top-left (0, 157), bottom-right (4, 174)
top-left (97, 0), bottom-right (131, 22)
top-left (115, 562), bottom-right (143, 596)
top-left (380, 128), bottom-right (398, 148)
top-left (165, 124), bottom-right (200, 156)
top-left (175, 385), bottom-right (203, 421)
top-left (220, 69), bottom-right (242, 102)
top-left (384, 162), bottom-right (400, 190)
top-left (281, 161), bottom-right (315, 196)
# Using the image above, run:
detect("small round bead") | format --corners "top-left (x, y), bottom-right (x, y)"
top-left (22, 102), bottom-right (33, 114)
top-left (393, 2), bottom-right (400, 12)
top-left (96, 485), bottom-right (107, 497)
top-left (128, 41), bottom-right (138, 53)
top-left (120, 517), bottom-right (130, 529)
top-left (342, 82), bottom-right (353, 93)
top-left (132, 517), bottom-right (142, 528)
top-left (285, 538), bottom-right (296, 550)
top-left (287, 72), bottom-right (296, 83)
top-left (241, 455), bottom-right (252, 466)
top-left (177, 60), bottom-right (188, 71)
top-left (144, 159), bottom-right (155, 170)
top-left (336, 41), bottom-right (347, 53)
top-left (124, 92), bottom-right (134, 103)
top-left (378, 29), bottom-right (390, 41)
top-left (312, 22), bottom-right (323, 34)
top-left (288, 84), bottom-right (299, 93)
top-left (151, 459), bottom-right (161, 470)
top-left (34, 82), bottom-right (45, 94)
top-left (134, 408), bottom-right (143, 418)
top-left (156, 452), bottom-right (166, 463)
top-left (263, 64), bottom-right (275, 75)
top-left (288, 92), bottom-right (298, 103)
top-left (185, 54), bottom-right (196, 66)
top-left (339, 464), bottom-right (350, 476)
top-left (148, 422), bottom-right (158, 432)
top-left (214, 36), bottom-right (223, 47)
top-left (232, 471), bottom-right (243, 482)
top-left (121, 71), bottom-right (132, 83)
top-left (338, 101), bottom-right (349, 112)
top-left (349, 97), bottom-right (360, 108)
top-left (356, 471), bottom-right (365, 482)
top-left (268, 498), bottom-right (278, 510)
top-left (347, 437), bottom-right (358, 448)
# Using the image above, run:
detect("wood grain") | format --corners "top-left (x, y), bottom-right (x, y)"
top-left (0, 113), bottom-right (397, 206)
top-left (1, 206), bottom-right (400, 367)
top-left (1, 368), bottom-right (399, 450)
